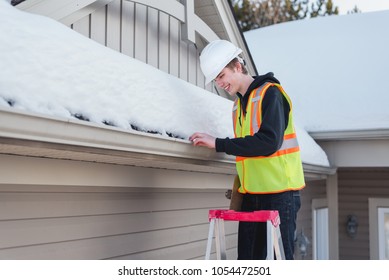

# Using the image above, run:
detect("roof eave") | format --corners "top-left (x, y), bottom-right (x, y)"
top-left (0, 108), bottom-right (335, 178)
top-left (0, 108), bottom-right (236, 174)
top-left (310, 128), bottom-right (389, 141)
top-left (302, 162), bottom-right (336, 181)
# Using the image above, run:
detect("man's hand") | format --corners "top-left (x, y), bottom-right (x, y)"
top-left (189, 132), bottom-right (216, 149)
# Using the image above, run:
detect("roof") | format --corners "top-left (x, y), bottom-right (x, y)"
top-left (0, 1), bottom-right (331, 171)
top-left (244, 11), bottom-right (389, 135)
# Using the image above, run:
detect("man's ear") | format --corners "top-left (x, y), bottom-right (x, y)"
top-left (235, 60), bottom-right (243, 73)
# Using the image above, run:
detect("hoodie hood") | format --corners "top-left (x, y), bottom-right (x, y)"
top-left (237, 72), bottom-right (281, 116)
top-left (246, 72), bottom-right (280, 94)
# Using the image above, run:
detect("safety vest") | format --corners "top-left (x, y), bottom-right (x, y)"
top-left (232, 82), bottom-right (305, 194)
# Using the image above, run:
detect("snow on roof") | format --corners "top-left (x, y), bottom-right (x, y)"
top-left (0, 0), bottom-right (329, 167)
top-left (0, 1), bottom-right (234, 140)
top-left (244, 11), bottom-right (389, 133)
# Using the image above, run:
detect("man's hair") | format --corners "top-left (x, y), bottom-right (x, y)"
top-left (226, 57), bottom-right (248, 75)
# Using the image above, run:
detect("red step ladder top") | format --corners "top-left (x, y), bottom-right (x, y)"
top-left (208, 209), bottom-right (280, 227)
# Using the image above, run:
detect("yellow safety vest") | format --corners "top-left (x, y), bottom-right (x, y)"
top-left (233, 82), bottom-right (305, 194)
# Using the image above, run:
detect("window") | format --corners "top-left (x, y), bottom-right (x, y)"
top-left (368, 198), bottom-right (389, 259)
top-left (378, 208), bottom-right (389, 259)
top-left (312, 199), bottom-right (329, 260)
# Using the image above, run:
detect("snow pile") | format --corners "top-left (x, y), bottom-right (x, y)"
top-left (0, 1), bottom-right (329, 166)
top-left (0, 1), bottom-right (233, 140)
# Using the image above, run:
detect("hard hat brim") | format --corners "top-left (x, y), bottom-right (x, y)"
top-left (204, 48), bottom-right (243, 85)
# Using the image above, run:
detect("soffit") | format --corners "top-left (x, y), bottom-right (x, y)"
top-left (317, 139), bottom-right (389, 168)
top-left (311, 129), bottom-right (389, 168)
top-left (195, 0), bottom-right (228, 40)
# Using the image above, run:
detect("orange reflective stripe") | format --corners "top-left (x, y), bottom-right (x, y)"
top-left (239, 184), bottom-right (305, 195)
top-left (234, 82), bottom-right (305, 194)
top-left (253, 83), bottom-right (272, 131)
top-left (284, 133), bottom-right (296, 140)
top-left (236, 146), bottom-right (300, 162)
top-left (273, 146), bottom-right (300, 156)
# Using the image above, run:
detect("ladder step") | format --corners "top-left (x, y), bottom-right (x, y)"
top-left (205, 209), bottom-right (284, 260)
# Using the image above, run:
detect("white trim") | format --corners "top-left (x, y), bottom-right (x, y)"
top-left (326, 173), bottom-right (339, 259)
top-left (18, 0), bottom-right (220, 45)
top-left (181, 0), bottom-right (196, 43)
top-left (378, 207), bottom-right (389, 259)
top-left (17, 0), bottom-right (102, 19)
top-left (0, 108), bottom-right (234, 168)
top-left (310, 128), bottom-right (389, 141)
top-left (312, 198), bottom-right (329, 260)
top-left (61, 0), bottom-right (114, 26)
top-left (0, 107), bottom-right (333, 177)
top-left (130, 0), bottom-right (185, 21)
top-left (368, 198), bottom-right (389, 259)
top-left (193, 15), bottom-right (219, 42)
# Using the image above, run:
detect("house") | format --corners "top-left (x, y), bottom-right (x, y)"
top-left (245, 10), bottom-right (389, 260)
top-left (1, 0), bottom-right (334, 260)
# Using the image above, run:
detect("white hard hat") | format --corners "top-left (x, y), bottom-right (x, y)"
top-left (200, 40), bottom-right (243, 85)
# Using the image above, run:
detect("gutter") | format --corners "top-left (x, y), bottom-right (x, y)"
top-left (303, 163), bottom-right (336, 181)
top-left (0, 108), bottom-right (333, 177)
top-left (0, 108), bottom-right (236, 174)
top-left (310, 128), bottom-right (389, 141)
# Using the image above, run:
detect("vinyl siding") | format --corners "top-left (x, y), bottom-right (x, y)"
top-left (69, 0), bottom-right (218, 95)
top-left (338, 167), bottom-right (389, 260)
top-left (0, 154), bottom-right (237, 260)
top-left (295, 179), bottom-right (327, 260)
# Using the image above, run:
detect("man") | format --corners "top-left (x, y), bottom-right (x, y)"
top-left (189, 40), bottom-right (305, 260)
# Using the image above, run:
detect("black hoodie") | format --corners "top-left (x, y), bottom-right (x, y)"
top-left (215, 72), bottom-right (290, 157)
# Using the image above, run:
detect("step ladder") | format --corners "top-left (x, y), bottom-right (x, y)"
top-left (205, 209), bottom-right (285, 260)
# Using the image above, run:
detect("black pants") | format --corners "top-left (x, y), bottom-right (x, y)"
top-left (237, 190), bottom-right (301, 260)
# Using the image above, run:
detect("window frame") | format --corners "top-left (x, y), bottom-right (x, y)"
top-left (368, 198), bottom-right (389, 259)
top-left (312, 198), bottom-right (329, 260)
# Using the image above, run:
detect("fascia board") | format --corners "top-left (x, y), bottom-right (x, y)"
top-left (0, 108), bottom-right (333, 176)
top-left (302, 163), bottom-right (336, 181)
top-left (310, 129), bottom-right (389, 141)
top-left (0, 108), bottom-right (233, 163)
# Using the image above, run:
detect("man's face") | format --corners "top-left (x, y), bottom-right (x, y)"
top-left (214, 64), bottom-right (241, 96)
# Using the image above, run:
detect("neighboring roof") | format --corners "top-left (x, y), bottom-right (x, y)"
top-left (244, 11), bottom-right (389, 134)
top-left (0, 1), bottom-right (330, 169)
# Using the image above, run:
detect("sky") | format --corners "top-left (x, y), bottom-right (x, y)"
top-left (244, 8), bottom-right (389, 133)
top-left (332, 0), bottom-right (389, 14)
top-left (0, 0), bottom-right (329, 166)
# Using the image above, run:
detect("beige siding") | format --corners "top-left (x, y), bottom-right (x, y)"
top-left (295, 179), bottom-right (327, 260)
top-left (121, 1), bottom-right (135, 56)
top-left (67, 0), bottom-right (221, 95)
top-left (338, 167), bottom-right (389, 260)
top-left (0, 154), bottom-right (237, 260)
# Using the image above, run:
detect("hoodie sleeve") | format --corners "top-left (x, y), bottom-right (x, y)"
top-left (215, 86), bottom-right (290, 157)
